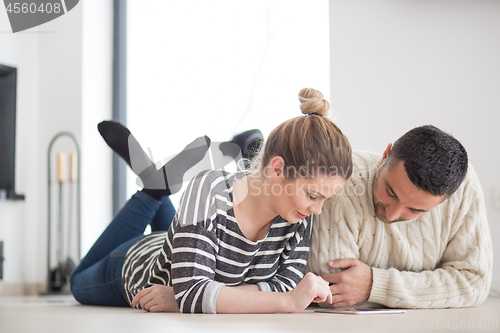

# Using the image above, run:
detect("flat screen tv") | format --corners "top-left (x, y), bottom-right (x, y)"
top-left (0, 64), bottom-right (24, 200)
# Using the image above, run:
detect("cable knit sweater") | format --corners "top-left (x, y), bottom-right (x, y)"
top-left (306, 150), bottom-right (493, 309)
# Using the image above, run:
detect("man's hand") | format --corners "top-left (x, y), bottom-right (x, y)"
top-left (131, 285), bottom-right (179, 312)
top-left (319, 258), bottom-right (373, 308)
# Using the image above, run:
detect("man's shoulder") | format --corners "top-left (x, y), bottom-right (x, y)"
top-left (352, 150), bottom-right (382, 172)
top-left (410, 163), bottom-right (485, 228)
top-left (346, 150), bottom-right (381, 186)
top-left (443, 163), bottom-right (484, 208)
top-left (463, 163), bottom-right (481, 188)
top-left (319, 151), bottom-right (379, 221)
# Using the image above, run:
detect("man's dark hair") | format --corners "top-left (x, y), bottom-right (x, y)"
top-left (386, 125), bottom-right (468, 197)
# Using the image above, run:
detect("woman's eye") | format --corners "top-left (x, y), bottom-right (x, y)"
top-left (386, 189), bottom-right (396, 198)
top-left (308, 193), bottom-right (317, 201)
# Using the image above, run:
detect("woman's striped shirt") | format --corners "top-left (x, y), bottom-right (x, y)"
top-left (122, 170), bottom-right (312, 313)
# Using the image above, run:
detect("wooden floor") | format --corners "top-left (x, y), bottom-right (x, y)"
top-left (1, 295), bottom-right (499, 333)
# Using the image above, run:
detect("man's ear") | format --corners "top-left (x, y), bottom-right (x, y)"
top-left (380, 143), bottom-right (392, 166)
top-left (269, 156), bottom-right (285, 181)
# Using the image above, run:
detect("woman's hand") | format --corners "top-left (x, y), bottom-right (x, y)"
top-left (131, 285), bottom-right (179, 312)
top-left (286, 272), bottom-right (333, 312)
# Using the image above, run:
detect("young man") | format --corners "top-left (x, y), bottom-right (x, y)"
top-left (307, 125), bottom-right (493, 309)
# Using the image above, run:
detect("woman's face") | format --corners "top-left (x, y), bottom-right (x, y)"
top-left (273, 175), bottom-right (346, 223)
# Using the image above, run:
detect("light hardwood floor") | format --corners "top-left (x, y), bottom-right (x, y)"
top-left (1, 295), bottom-right (499, 333)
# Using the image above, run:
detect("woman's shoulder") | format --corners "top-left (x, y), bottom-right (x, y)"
top-left (192, 168), bottom-right (235, 181)
top-left (187, 169), bottom-right (239, 195)
top-left (177, 169), bottom-right (238, 227)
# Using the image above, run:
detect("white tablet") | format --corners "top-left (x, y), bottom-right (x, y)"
top-left (314, 308), bottom-right (406, 315)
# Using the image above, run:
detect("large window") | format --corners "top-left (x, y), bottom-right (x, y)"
top-left (126, 0), bottom-right (330, 207)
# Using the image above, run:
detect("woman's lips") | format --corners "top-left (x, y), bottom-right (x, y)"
top-left (297, 212), bottom-right (308, 219)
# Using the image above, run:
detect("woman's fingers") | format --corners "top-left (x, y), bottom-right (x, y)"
top-left (148, 304), bottom-right (162, 313)
top-left (141, 293), bottom-right (157, 311)
top-left (314, 275), bottom-right (334, 304)
top-left (318, 276), bottom-right (330, 288)
top-left (319, 276), bottom-right (333, 304)
top-left (324, 288), bottom-right (333, 304)
top-left (132, 288), bottom-right (148, 307)
top-left (131, 285), bottom-right (179, 312)
top-left (131, 286), bottom-right (154, 309)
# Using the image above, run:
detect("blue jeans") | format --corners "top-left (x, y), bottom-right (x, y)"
top-left (69, 191), bottom-right (176, 306)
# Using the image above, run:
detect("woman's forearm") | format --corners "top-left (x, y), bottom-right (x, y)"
top-left (216, 272), bottom-right (332, 313)
top-left (216, 286), bottom-right (290, 313)
top-left (232, 284), bottom-right (261, 291)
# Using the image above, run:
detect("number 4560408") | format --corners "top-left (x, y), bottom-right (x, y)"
top-left (6, 2), bottom-right (62, 14)
top-left (444, 319), bottom-right (498, 330)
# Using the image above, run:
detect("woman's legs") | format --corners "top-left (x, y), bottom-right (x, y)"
top-left (69, 236), bottom-right (140, 306)
top-left (70, 120), bottom-right (201, 306)
top-left (70, 191), bottom-right (161, 306)
top-left (97, 120), bottom-right (211, 199)
top-left (150, 195), bottom-right (176, 232)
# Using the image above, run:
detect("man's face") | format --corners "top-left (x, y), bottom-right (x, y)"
top-left (372, 159), bottom-right (446, 223)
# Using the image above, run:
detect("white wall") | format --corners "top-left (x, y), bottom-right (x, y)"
top-left (0, 0), bottom-right (112, 294)
top-left (329, 0), bottom-right (500, 289)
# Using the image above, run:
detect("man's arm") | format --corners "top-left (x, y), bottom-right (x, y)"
top-left (320, 258), bottom-right (373, 308)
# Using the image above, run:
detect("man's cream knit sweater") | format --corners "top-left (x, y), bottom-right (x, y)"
top-left (307, 150), bottom-right (493, 308)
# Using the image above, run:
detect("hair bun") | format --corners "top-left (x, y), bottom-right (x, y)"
top-left (298, 88), bottom-right (330, 116)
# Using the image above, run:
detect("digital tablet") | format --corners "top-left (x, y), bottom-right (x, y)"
top-left (314, 308), bottom-right (406, 315)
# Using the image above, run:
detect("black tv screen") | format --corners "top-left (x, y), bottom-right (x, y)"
top-left (0, 64), bottom-right (23, 200)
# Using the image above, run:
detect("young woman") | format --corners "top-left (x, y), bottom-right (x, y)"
top-left (69, 88), bottom-right (352, 313)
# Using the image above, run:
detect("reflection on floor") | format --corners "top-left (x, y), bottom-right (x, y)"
top-left (1, 295), bottom-right (500, 333)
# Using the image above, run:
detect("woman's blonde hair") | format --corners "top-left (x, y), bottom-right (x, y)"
top-left (250, 88), bottom-right (352, 180)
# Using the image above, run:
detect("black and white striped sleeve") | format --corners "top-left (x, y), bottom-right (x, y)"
top-left (257, 217), bottom-right (313, 292)
top-left (170, 222), bottom-right (223, 313)
top-left (169, 171), bottom-right (226, 313)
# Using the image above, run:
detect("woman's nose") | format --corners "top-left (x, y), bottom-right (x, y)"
top-left (310, 201), bottom-right (323, 215)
